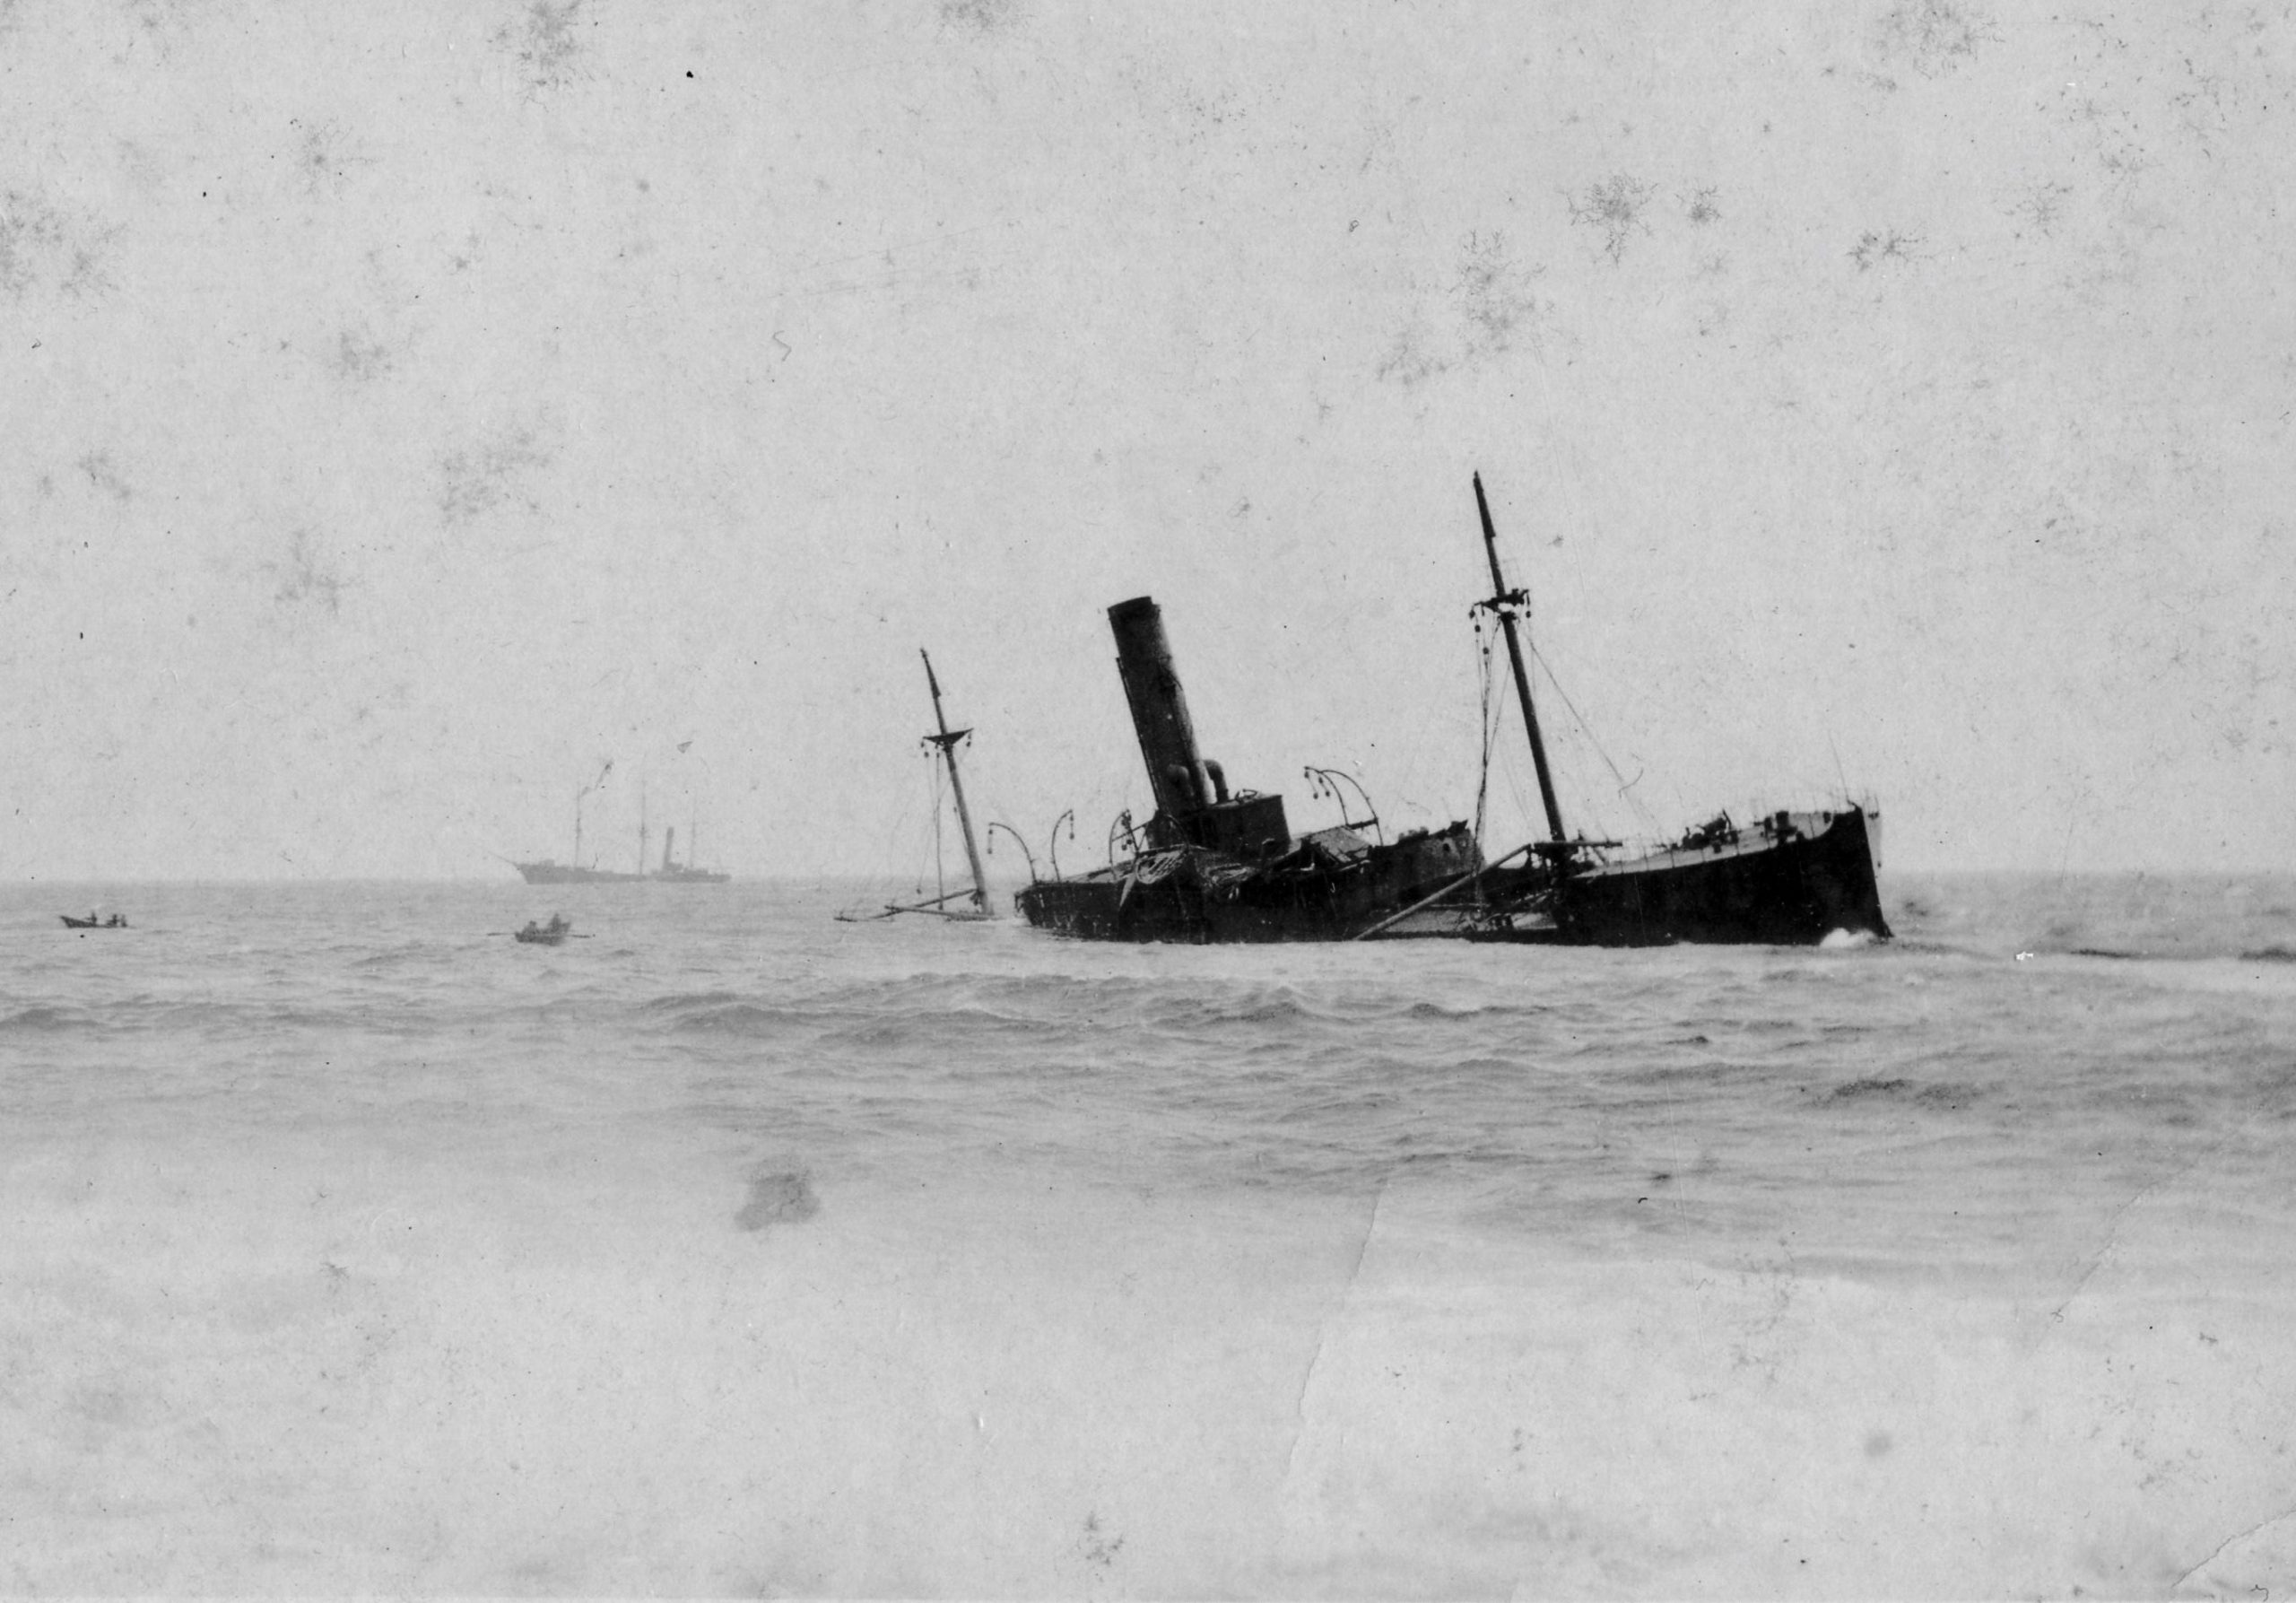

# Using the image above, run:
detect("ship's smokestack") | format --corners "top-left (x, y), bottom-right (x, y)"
top-left (662, 825), bottom-right (675, 873)
top-left (1109, 597), bottom-right (1218, 820)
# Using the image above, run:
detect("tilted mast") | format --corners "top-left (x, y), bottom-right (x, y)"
top-left (921, 649), bottom-right (990, 916)
top-left (1474, 472), bottom-right (1569, 846)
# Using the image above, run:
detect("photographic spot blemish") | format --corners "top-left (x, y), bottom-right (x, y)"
top-left (77, 449), bottom-right (132, 502)
top-left (497, 0), bottom-right (585, 91)
top-left (1451, 229), bottom-right (1544, 354)
top-left (736, 1167), bottom-right (819, 1232)
top-left (1080, 1512), bottom-right (1124, 1569)
top-left (438, 422), bottom-right (552, 526)
top-left (1569, 173), bottom-right (1655, 264)
top-left (274, 527), bottom-right (345, 614)
top-left (943, 0), bottom-right (1022, 38)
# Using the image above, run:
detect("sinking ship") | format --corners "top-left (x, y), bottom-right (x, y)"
top-left (1013, 474), bottom-right (1889, 946)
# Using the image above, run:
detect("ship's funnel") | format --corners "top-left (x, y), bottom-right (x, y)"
top-left (1109, 597), bottom-right (1217, 819)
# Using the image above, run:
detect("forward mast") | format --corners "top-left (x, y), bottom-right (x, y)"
top-left (921, 649), bottom-right (990, 918)
top-left (1472, 471), bottom-right (1569, 849)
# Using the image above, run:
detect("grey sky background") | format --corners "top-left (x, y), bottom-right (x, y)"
top-left (4, 0), bottom-right (2288, 880)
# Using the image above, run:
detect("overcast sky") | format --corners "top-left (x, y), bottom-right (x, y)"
top-left (4, 0), bottom-right (2288, 880)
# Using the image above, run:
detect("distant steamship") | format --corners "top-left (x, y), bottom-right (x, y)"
top-left (513, 787), bottom-right (728, 884)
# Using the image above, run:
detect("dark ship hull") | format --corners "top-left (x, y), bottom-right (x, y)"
top-left (1474, 806), bottom-right (1889, 946)
top-left (1016, 823), bottom-right (1480, 943)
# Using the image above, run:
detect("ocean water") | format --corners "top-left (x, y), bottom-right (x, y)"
top-left (3, 874), bottom-right (2292, 1598)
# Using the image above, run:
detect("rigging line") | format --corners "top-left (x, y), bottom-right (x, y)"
top-left (891, 761), bottom-right (942, 903)
top-left (1478, 642), bottom-right (1552, 842)
top-left (908, 745), bottom-right (936, 899)
top-left (879, 769), bottom-right (918, 858)
top-left (1524, 638), bottom-right (1656, 839)
top-left (928, 744), bottom-right (947, 904)
top-left (1471, 616), bottom-right (1497, 907)
top-left (1478, 624), bottom-right (1495, 843)
top-left (1468, 616), bottom-right (1525, 837)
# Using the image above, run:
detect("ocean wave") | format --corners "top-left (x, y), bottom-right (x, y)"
top-left (813, 1003), bottom-right (1090, 1049)
top-left (350, 945), bottom-right (433, 971)
top-left (1826, 1076), bottom-right (1986, 1108)
top-left (0, 1006), bottom-right (89, 1032)
top-left (1396, 998), bottom-right (1555, 1023)
top-left (670, 1001), bottom-right (813, 1037)
top-left (640, 990), bottom-right (749, 1014)
top-left (1889, 936), bottom-right (2296, 966)
top-left (1883, 937), bottom-right (2000, 961)
top-left (716, 972), bottom-right (1484, 1045)
top-left (1170, 989), bottom-right (1323, 1027)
